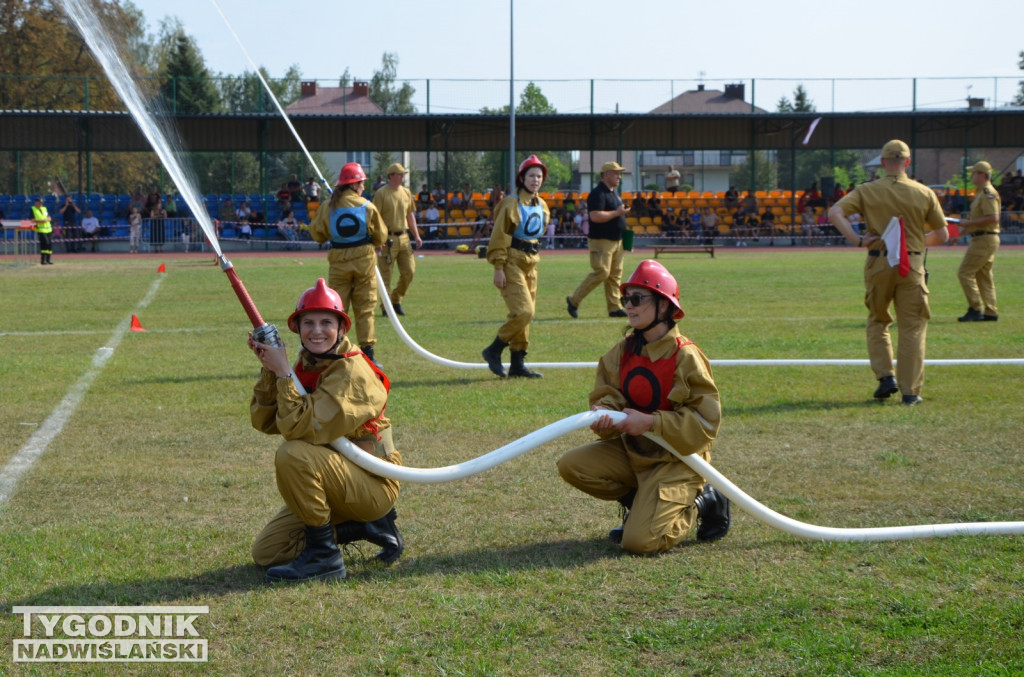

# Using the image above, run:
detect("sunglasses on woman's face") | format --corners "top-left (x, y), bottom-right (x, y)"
top-left (620, 293), bottom-right (653, 308)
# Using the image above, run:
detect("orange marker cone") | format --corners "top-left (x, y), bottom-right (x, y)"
top-left (157, 263), bottom-right (166, 273)
top-left (130, 314), bottom-right (146, 332)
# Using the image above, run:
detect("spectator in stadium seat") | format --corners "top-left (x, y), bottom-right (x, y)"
top-left (287, 174), bottom-right (304, 204)
top-left (303, 176), bottom-right (321, 204)
top-left (276, 183), bottom-right (293, 212)
top-left (487, 184), bottom-right (504, 213)
top-left (661, 207), bottom-right (681, 242)
top-left (724, 186), bottom-right (740, 211)
top-left (81, 209), bottom-right (100, 252)
top-left (143, 185), bottom-right (162, 218)
top-left (417, 184), bottom-right (432, 211)
top-left (647, 192), bottom-right (663, 219)
top-left (431, 183), bottom-right (447, 209)
top-left (149, 201), bottom-right (167, 253)
top-left (739, 190), bottom-right (758, 219)
top-left (277, 209), bottom-right (301, 251)
top-left (164, 193), bottom-right (178, 219)
top-left (59, 195), bottom-right (81, 253)
top-left (129, 206), bottom-right (142, 253)
top-left (236, 201), bottom-right (253, 224)
top-left (631, 192), bottom-right (648, 218)
top-left (832, 183), bottom-right (847, 204)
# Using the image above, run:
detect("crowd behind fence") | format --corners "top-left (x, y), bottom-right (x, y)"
top-left (3, 186), bottom-right (1023, 257)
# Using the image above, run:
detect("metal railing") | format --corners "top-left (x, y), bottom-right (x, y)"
top-left (3, 74), bottom-right (1022, 115)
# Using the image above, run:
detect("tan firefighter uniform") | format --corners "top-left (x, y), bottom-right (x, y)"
top-left (834, 169), bottom-right (948, 398)
top-left (486, 188), bottom-right (550, 351)
top-left (958, 172), bottom-right (1001, 317)
top-left (250, 334), bottom-right (403, 567)
top-left (310, 191), bottom-right (388, 348)
top-left (373, 177), bottom-right (419, 310)
top-left (557, 327), bottom-right (721, 555)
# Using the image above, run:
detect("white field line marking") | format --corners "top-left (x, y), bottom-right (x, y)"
top-left (0, 277), bottom-right (164, 506)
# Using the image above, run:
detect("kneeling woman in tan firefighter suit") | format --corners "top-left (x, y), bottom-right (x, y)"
top-left (309, 162), bottom-right (388, 366)
top-left (249, 279), bottom-right (404, 582)
top-left (481, 154), bottom-right (550, 378)
top-left (557, 259), bottom-right (730, 555)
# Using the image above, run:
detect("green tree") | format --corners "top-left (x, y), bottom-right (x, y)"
top-left (218, 65), bottom-right (302, 114)
top-left (777, 84), bottom-right (816, 113)
top-left (480, 83), bottom-right (572, 189)
top-left (157, 19), bottom-right (219, 114)
top-left (729, 151), bottom-right (777, 192)
top-left (0, 0), bottom-right (161, 193)
top-left (369, 52), bottom-right (416, 114)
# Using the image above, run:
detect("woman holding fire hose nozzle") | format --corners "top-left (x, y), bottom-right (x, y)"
top-left (248, 278), bottom-right (404, 582)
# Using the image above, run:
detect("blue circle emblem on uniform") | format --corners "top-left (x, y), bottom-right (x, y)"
top-left (521, 212), bottom-right (543, 238)
top-left (334, 212), bottom-right (362, 238)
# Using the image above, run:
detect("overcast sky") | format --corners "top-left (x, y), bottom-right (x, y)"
top-left (128, 0), bottom-right (1022, 113)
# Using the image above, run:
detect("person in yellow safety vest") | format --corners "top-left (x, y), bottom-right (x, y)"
top-left (30, 197), bottom-right (54, 265)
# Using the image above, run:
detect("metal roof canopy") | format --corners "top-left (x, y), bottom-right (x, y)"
top-left (2, 109), bottom-right (1022, 153)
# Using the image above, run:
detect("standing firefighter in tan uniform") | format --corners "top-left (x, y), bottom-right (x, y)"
top-left (374, 162), bottom-right (423, 317)
top-left (566, 161), bottom-right (630, 319)
top-left (310, 162), bottom-right (388, 366)
top-left (249, 279), bottom-right (404, 582)
top-left (557, 259), bottom-right (730, 555)
top-left (956, 160), bottom-right (1001, 322)
top-left (481, 155), bottom-right (550, 379)
top-left (829, 140), bottom-right (949, 405)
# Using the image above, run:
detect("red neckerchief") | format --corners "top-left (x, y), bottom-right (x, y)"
top-left (293, 350), bottom-right (391, 438)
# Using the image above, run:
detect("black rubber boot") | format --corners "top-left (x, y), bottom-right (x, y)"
top-left (336, 508), bottom-right (404, 564)
top-left (361, 345), bottom-right (381, 368)
top-left (482, 337), bottom-right (508, 378)
top-left (393, 303), bottom-right (405, 316)
top-left (265, 523), bottom-right (346, 582)
top-left (873, 375), bottom-right (898, 399)
top-left (608, 489), bottom-right (637, 544)
top-left (694, 484), bottom-right (731, 542)
top-left (364, 508), bottom-right (404, 564)
top-left (508, 350), bottom-right (542, 378)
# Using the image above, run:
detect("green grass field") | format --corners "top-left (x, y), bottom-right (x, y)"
top-left (1, 246), bottom-right (1022, 676)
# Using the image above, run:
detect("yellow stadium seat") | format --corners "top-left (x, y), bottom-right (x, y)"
top-left (639, 216), bottom-right (653, 227)
top-left (626, 216), bottom-right (640, 228)
top-left (458, 226), bottom-right (473, 236)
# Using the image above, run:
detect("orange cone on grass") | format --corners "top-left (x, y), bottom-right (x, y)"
top-left (157, 263), bottom-right (166, 273)
top-left (130, 315), bottom-right (146, 332)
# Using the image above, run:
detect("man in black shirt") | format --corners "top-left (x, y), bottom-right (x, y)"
top-left (567, 161), bottom-right (630, 318)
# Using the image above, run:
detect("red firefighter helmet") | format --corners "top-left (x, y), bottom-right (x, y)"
top-left (336, 162), bottom-right (367, 187)
top-left (516, 154), bottom-right (547, 187)
top-left (620, 259), bottom-right (684, 319)
top-left (287, 278), bottom-right (351, 333)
